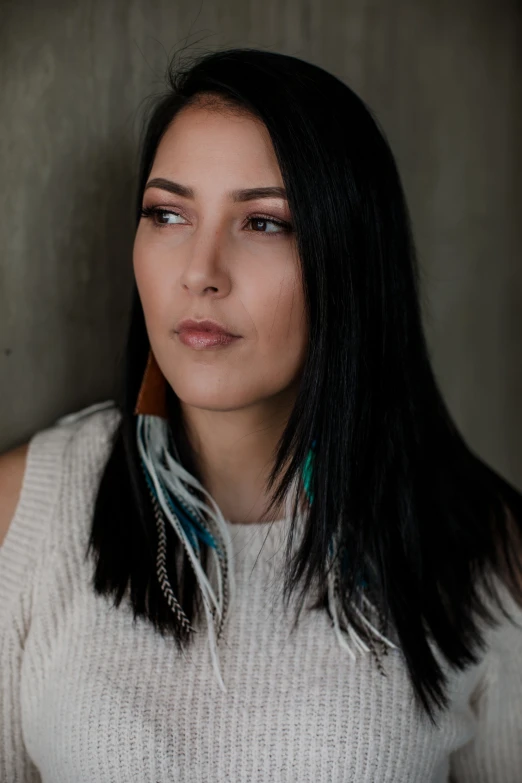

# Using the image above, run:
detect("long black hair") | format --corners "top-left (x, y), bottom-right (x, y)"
top-left (89, 47), bottom-right (522, 725)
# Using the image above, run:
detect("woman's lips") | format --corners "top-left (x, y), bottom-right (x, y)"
top-left (177, 330), bottom-right (241, 350)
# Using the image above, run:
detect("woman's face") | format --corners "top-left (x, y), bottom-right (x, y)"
top-left (133, 100), bottom-right (308, 415)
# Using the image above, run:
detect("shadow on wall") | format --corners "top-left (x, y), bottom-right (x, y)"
top-left (57, 132), bottom-right (137, 407)
top-left (0, 129), bottom-right (137, 449)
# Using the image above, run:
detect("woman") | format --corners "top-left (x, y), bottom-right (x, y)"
top-left (1, 48), bottom-right (521, 782)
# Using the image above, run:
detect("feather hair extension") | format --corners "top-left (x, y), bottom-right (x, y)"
top-left (137, 414), bottom-right (398, 689)
top-left (137, 413), bottom-right (234, 691)
top-left (326, 532), bottom-right (399, 667)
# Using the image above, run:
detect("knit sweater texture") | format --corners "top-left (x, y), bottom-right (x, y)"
top-left (1, 401), bottom-right (521, 783)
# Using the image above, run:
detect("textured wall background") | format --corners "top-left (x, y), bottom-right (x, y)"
top-left (0, 0), bottom-right (520, 489)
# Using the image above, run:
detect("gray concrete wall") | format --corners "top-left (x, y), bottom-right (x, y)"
top-left (1, 0), bottom-right (520, 489)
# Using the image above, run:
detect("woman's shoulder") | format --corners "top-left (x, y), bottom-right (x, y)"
top-left (0, 443), bottom-right (29, 548)
top-left (0, 400), bottom-right (122, 605)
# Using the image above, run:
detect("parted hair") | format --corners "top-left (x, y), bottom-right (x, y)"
top-left (88, 47), bottom-right (522, 725)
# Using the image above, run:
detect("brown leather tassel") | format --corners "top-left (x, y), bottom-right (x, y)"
top-left (134, 349), bottom-right (168, 419)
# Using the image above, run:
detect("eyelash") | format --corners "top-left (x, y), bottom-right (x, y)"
top-left (139, 206), bottom-right (292, 235)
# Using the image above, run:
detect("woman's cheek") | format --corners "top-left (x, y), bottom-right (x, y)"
top-left (133, 240), bottom-right (172, 313)
top-left (252, 273), bottom-right (306, 358)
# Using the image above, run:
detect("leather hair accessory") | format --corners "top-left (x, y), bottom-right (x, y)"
top-left (134, 349), bottom-right (168, 419)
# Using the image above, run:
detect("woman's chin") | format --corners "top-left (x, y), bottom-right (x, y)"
top-left (174, 388), bottom-right (252, 413)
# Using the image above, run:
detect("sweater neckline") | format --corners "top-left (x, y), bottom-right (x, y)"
top-left (224, 517), bottom-right (288, 527)
top-left (222, 513), bottom-right (299, 562)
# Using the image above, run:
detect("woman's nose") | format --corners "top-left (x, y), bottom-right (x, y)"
top-left (178, 227), bottom-right (232, 298)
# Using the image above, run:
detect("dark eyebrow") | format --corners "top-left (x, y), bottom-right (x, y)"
top-left (144, 178), bottom-right (287, 202)
top-left (231, 186), bottom-right (287, 202)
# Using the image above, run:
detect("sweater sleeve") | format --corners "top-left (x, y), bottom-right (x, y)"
top-left (0, 416), bottom-right (80, 783)
top-left (449, 581), bottom-right (522, 782)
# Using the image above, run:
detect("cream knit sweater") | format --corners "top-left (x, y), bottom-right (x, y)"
top-left (1, 401), bottom-right (521, 782)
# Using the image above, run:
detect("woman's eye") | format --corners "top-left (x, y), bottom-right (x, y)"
top-left (140, 207), bottom-right (291, 235)
top-left (246, 217), bottom-right (290, 234)
top-left (140, 207), bottom-right (187, 226)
